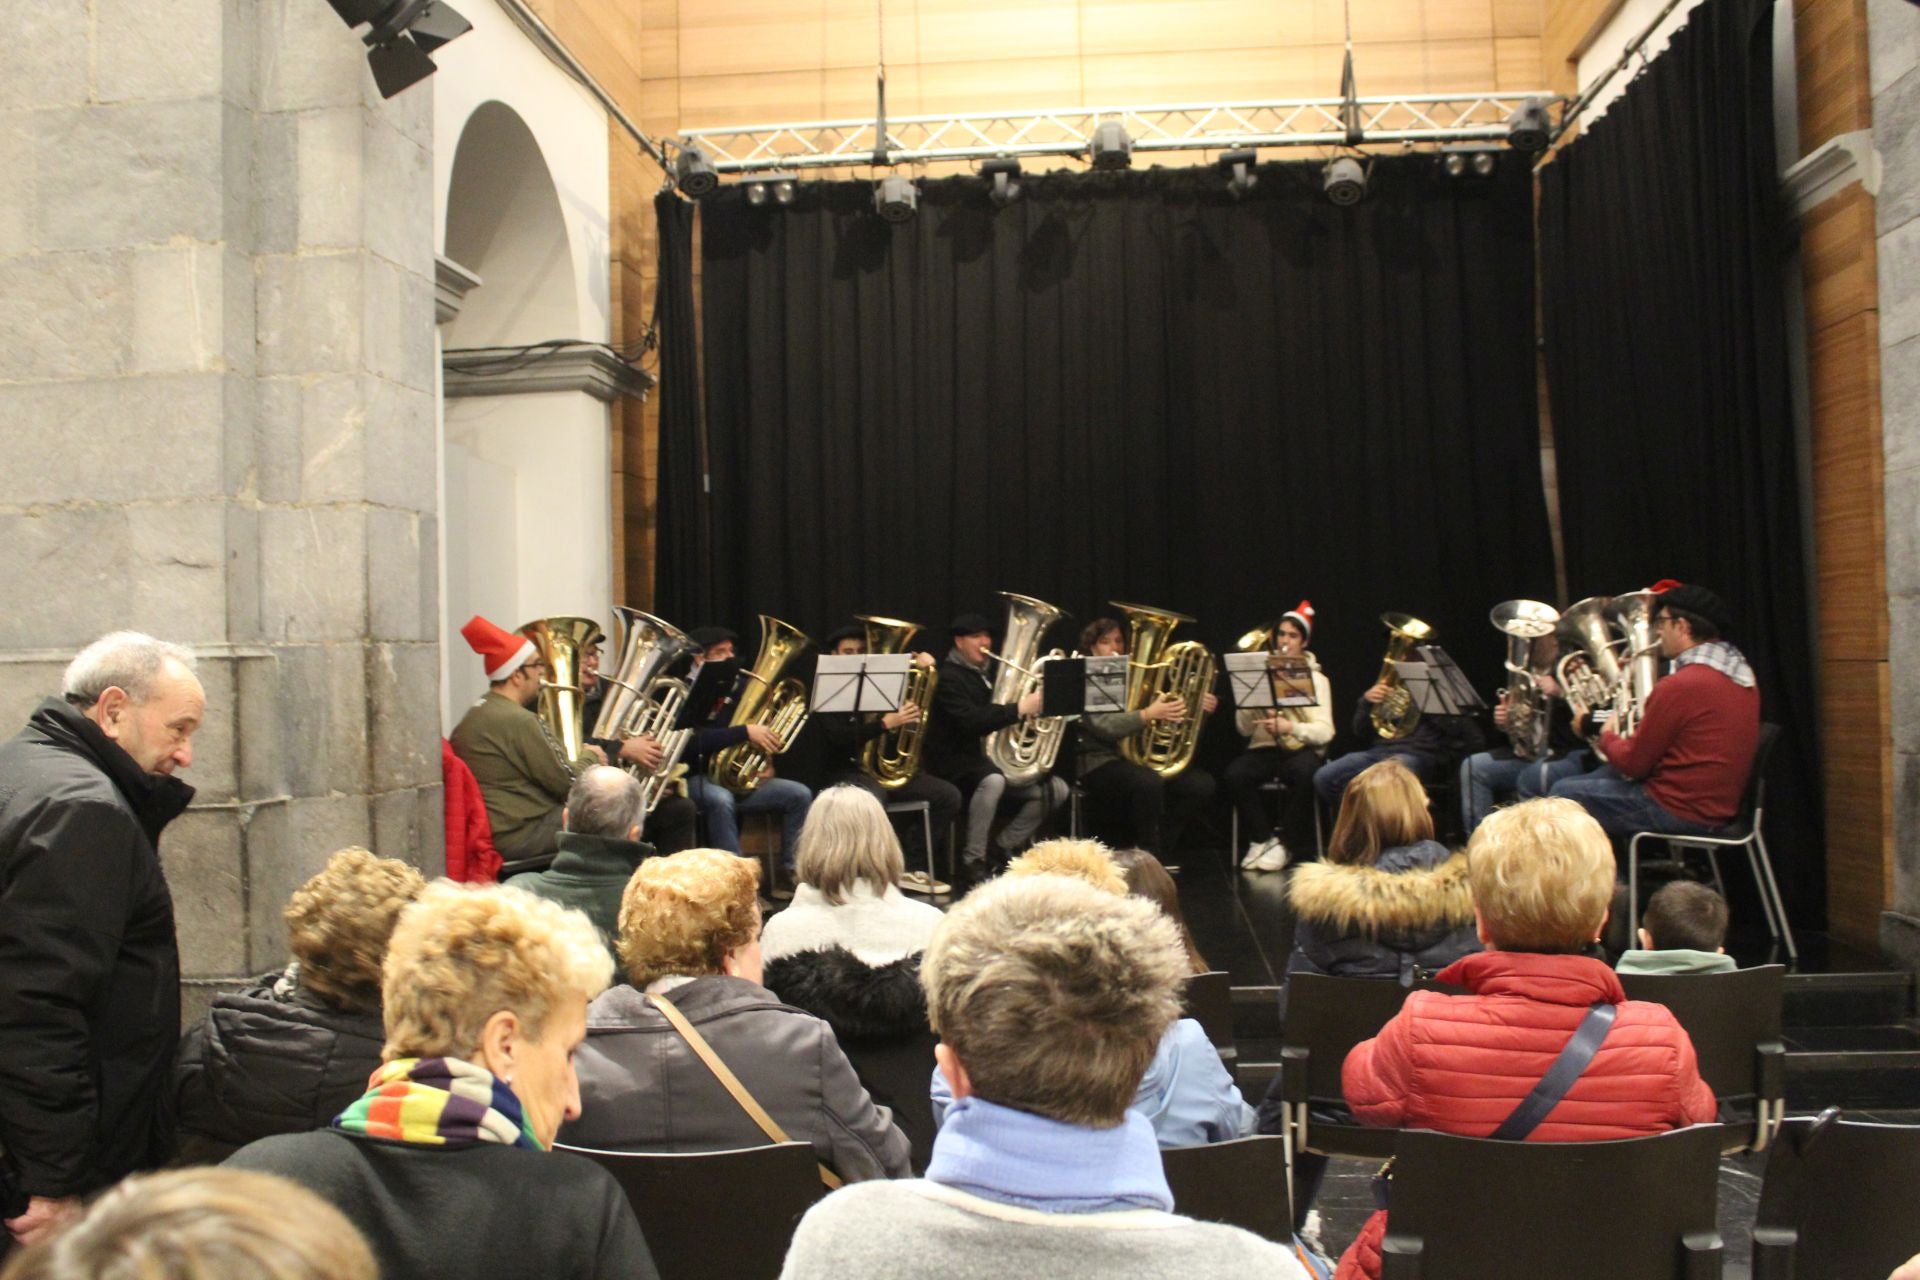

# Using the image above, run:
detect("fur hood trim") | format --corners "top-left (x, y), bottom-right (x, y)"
top-left (1287, 852), bottom-right (1474, 938)
top-left (761, 946), bottom-right (929, 1043)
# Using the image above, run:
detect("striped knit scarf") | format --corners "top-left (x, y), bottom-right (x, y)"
top-left (333, 1056), bottom-right (542, 1151)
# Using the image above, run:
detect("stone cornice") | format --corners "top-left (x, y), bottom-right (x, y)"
top-left (1783, 130), bottom-right (1881, 216)
top-left (435, 255), bottom-right (483, 325)
top-left (441, 343), bottom-right (656, 403)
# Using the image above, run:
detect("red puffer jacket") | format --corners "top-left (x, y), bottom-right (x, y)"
top-left (1334, 949), bottom-right (1718, 1279)
top-left (442, 739), bottom-right (500, 883)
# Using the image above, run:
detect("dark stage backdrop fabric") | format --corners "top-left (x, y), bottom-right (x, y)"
top-left (1541, 0), bottom-right (1822, 921)
top-left (658, 156), bottom-right (1553, 781)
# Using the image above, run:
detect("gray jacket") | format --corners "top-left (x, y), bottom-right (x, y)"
top-left (560, 975), bottom-right (912, 1182)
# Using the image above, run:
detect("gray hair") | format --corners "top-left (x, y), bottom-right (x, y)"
top-left (792, 784), bottom-right (904, 904)
top-left (566, 765), bottom-right (645, 839)
top-left (62, 631), bottom-right (198, 708)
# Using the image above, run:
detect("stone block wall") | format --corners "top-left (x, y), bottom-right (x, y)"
top-left (0, 0), bottom-right (443, 1018)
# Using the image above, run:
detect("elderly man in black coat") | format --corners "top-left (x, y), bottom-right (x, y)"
top-left (0, 632), bottom-right (204, 1251)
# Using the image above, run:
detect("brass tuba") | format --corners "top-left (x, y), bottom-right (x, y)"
top-left (1554, 596), bottom-right (1622, 751)
top-left (1370, 613), bottom-right (1434, 740)
top-left (983, 591), bottom-right (1069, 787)
top-left (1489, 600), bottom-right (1560, 762)
top-left (518, 615), bottom-right (604, 765)
top-left (1605, 591), bottom-right (1662, 738)
top-left (1112, 601), bottom-right (1216, 778)
top-left (857, 615), bottom-right (938, 790)
top-left (592, 606), bottom-right (699, 815)
top-left (708, 615), bottom-right (813, 792)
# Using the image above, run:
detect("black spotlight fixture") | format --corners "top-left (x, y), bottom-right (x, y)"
top-left (1088, 121), bottom-right (1133, 170)
top-left (746, 171), bottom-right (798, 207)
top-left (875, 174), bottom-right (919, 223)
top-left (1218, 147), bottom-right (1258, 197)
top-left (1323, 156), bottom-right (1367, 206)
top-left (982, 156), bottom-right (1022, 207)
top-left (674, 143), bottom-right (720, 198)
top-left (1506, 97), bottom-right (1552, 153)
top-left (1442, 151), bottom-right (1467, 177)
top-left (325, 0), bottom-right (471, 99)
top-left (1472, 151), bottom-right (1496, 176)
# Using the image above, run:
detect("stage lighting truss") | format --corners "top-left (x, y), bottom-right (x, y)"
top-left (678, 93), bottom-right (1561, 175)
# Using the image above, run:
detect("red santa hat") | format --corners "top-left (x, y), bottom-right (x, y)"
top-left (461, 615), bottom-right (537, 682)
top-left (1282, 600), bottom-right (1316, 642)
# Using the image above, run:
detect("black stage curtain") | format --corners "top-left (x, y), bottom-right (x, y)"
top-left (653, 190), bottom-right (714, 624)
top-left (658, 157), bottom-right (1553, 785)
top-left (1540, 0), bottom-right (1823, 922)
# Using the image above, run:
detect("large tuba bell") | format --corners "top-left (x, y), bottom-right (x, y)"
top-left (1370, 613), bottom-right (1434, 740)
top-left (1489, 599), bottom-right (1560, 762)
top-left (1112, 601), bottom-right (1216, 778)
top-left (857, 615), bottom-right (939, 790)
top-left (1605, 591), bottom-right (1662, 738)
top-left (518, 615), bottom-right (604, 765)
top-left (708, 615), bottom-right (813, 792)
top-left (983, 592), bottom-right (1069, 787)
top-left (1553, 596), bottom-right (1623, 750)
top-left (592, 606), bottom-right (699, 816)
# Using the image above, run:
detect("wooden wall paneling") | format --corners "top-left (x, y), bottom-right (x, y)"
top-left (1425, 0), bottom-right (1496, 42)
top-left (1808, 308), bottom-right (1887, 657)
top-left (1074, 0), bottom-right (1292, 56)
top-left (679, 70), bottom-right (829, 129)
top-left (911, 0), bottom-right (1083, 64)
top-left (1541, 0), bottom-right (1621, 93)
top-left (1494, 34), bottom-right (1545, 87)
top-left (1793, 0), bottom-right (1871, 156)
top-left (1425, 38), bottom-right (1501, 89)
top-left (1080, 48), bottom-right (1320, 104)
top-left (914, 57), bottom-right (1084, 114)
top-left (1800, 186), bottom-right (1880, 335)
top-left (1821, 658), bottom-right (1895, 946)
top-left (1494, 0), bottom-right (1544, 37)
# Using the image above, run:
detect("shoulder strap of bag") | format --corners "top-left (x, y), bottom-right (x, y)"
top-left (1488, 1001), bottom-right (1618, 1142)
top-left (647, 992), bottom-right (844, 1190)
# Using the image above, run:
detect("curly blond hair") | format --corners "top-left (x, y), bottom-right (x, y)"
top-left (925, 875), bottom-right (1186, 1127)
top-left (1004, 838), bottom-right (1127, 896)
top-left (1467, 797), bottom-right (1616, 952)
top-left (616, 848), bottom-right (762, 988)
top-left (283, 847), bottom-right (426, 1014)
top-left (380, 882), bottom-right (613, 1061)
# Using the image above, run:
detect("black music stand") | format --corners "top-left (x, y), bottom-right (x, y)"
top-left (1041, 655), bottom-right (1127, 716)
top-left (1392, 644), bottom-right (1486, 716)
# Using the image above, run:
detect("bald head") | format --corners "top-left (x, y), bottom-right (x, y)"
top-left (565, 765), bottom-right (645, 840)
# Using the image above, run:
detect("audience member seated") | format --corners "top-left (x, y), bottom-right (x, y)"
top-left (0, 1168), bottom-right (375, 1280)
top-left (929, 840), bottom-right (1255, 1147)
top-left (1283, 760), bottom-right (1478, 989)
top-left (1893, 1253), bottom-right (1920, 1280)
top-left (1333, 797), bottom-right (1717, 1280)
top-left (561, 848), bottom-right (911, 1181)
top-left (519, 766), bottom-right (657, 959)
top-left (175, 848), bottom-right (425, 1162)
top-left (1616, 880), bottom-right (1736, 976)
top-left (779, 875), bottom-right (1309, 1280)
top-left (1111, 848), bottom-right (1210, 974)
top-left (226, 883), bottom-right (654, 1280)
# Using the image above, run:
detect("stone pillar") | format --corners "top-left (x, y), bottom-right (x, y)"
top-left (0, 0), bottom-right (442, 1017)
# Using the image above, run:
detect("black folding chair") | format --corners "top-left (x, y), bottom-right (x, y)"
top-left (1751, 1111), bottom-right (1920, 1279)
top-left (1379, 1125), bottom-right (1727, 1280)
top-left (1618, 965), bottom-right (1786, 1150)
top-left (1182, 970), bottom-right (1237, 1082)
top-left (555, 1141), bottom-right (825, 1280)
top-left (1161, 1135), bottom-right (1292, 1245)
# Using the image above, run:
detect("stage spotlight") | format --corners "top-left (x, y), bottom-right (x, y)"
top-left (1323, 156), bottom-right (1367, 206)
top-left (1443, 152), bottom-right (1466, 177)
top-left (875, 175), bottom-right (919, 223)
top-left (325, 0), bottom-right (471, 99)
top-left (747, 172), bottom-right (796, 206)
top-left (675, 144), bottom-right (720, 198)
top-left (746, 182), bottom-right (768, 207)
top-left (1506, 97), bottom-right (1552, 153)
top-left (1088, 121), bottom-right (1133, 170)
top-left (1472, 151), bottom-right (1496, 177)
top-left (982, 156), bottom-right (1022, 207)
top-left (1218, 148), bottom-right (1258, 197)
top-left (771, 173), bottom-right (797, 205)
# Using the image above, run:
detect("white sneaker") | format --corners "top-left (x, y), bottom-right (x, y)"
top-left (1248, 841), bottom-right (1291, 872)
top-left (899, 870), bottom-right (950, 897)
top-left (1240, 838), bottom-right (1275, 869)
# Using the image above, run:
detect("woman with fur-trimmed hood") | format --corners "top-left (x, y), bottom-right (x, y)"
top-left (760, 786), bottom-right (945, 1170)
top-left (1285, 759), bottom-right (1479, 986)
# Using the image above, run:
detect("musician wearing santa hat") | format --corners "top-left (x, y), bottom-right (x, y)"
top-left (448, 614), bottom-right (606, 876)
top-left (1225, 602), bottom-right (1334, 873)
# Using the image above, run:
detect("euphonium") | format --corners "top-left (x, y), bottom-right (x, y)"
top-left (1554, 595), bottom-right (1623, 750)
top-left (708, 615), bottom-right (813, 792)
top-left (592, 606), bottom-right (699, 815)
top-left (518, 615), bottom-right (603, 765)
top-left (983, 591), bottom-right (1068, 787)
top-left (1489, 599), bottom-right (1560, 762)
top-left (1112, 601), bottom-right (1215, 778)
top-left (857, 614), bottom-right (938, 789)
top-left (1605, 591), bottom-right (1662, 738)
top-left (1370, 613), bottom-right (1434, 740)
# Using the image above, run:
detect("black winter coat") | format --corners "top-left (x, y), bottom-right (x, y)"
top-left (174, 971), bottom-right (386, 1163)
top-left (0, 699), bottom-right (193, 1198)
top-left (1283, 841), bottom-right (1480, 984)
top-left (923, 654), bottom-right (1018, 780)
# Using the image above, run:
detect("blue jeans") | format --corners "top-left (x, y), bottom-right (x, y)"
top-left (1313, 745), bottom-right (1438, 808)
top-left (1461, 752), bottom-right (1586, 833)
top-left (687, 774), bottom-right (812, 863)
top-left (1547, 765), bottom-right (1715, 840)
top-left (1516, 750), bottom-right (1591, 800)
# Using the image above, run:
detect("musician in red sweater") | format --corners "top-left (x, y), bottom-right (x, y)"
top-left (1551, 582), bottom-right (1759, 837)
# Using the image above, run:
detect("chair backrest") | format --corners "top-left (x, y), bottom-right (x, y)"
top-left (1617, 965), bottom-right (1785, 1105)
top-left (1751, 1114), bottom-right (1920, 1279)
top-left (1284, 972), bottom-right (1458, 1100)
top-left (1182, 970), bottom-right (1236, 1055)
top-left (1160, 1136), bottom-right (1292, 1245)
top-left (555, 1141), bottom-right (825, 1280)
top-left (1735, 721), bottom-right (1781, 830)
top-left (1380, 1125), bottom-right (1727, 1280)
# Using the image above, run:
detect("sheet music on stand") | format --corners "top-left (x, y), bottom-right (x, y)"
top-left (1390, 644), bottom-right (1487, 716)
top-left (811, 654), bottom-right (912, 713)
top-left (1041, 655), bottom-right (1128, 715)
top-left (1223, 653), bottom-right (1319, 709)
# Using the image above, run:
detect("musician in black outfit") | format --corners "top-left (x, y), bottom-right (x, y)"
top-left (814, 624), bottom-right (963, 892)
top-left (577, 625), bottom-right (698, 856)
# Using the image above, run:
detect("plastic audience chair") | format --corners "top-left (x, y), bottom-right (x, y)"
top-left (554, 1141), bottom-right (825, 1280)
top-left (1181, 970), bottom-right (1238, 1082)
top-left (1379, 1125), bottom-right (1727, 1280)
top-left (1161, 1135), bottom-right (1293, 1245)
top-left (1618, 965), bottom-right (1787, 1150)
top-left (1750, 1110), bottom-right (1920, 1279)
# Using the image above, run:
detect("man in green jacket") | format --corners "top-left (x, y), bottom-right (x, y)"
top-left (519, 766), bottom-right (653, 959)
